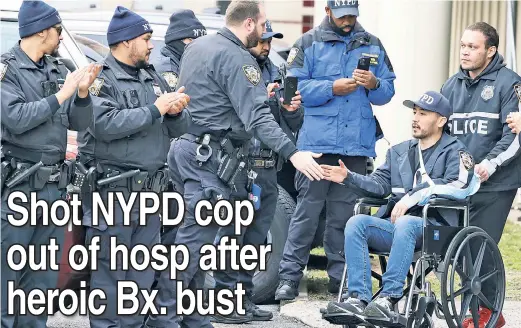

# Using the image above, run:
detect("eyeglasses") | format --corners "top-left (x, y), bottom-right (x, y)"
top-left (53, 25), bottom-right (63, 36)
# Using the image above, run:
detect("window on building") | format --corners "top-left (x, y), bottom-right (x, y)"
top-left (303, 0), bottom-right (314, 7)
top-left (302, 15), bottom-right (314, 33)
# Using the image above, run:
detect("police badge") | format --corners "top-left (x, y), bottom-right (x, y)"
top-left (287, 47), bottom-right (299, 65)
top-left (152, 84), bottom-right (162, 97)
top-left (481, 85), bottom-right (494, 101)
top-left (242, 65), bottom-right (260, 86)
top-left (514, 84), bottom-right (521, 103)
top-left (162, 72), bottom-right (178, 90)
top-left (88, 78), bottom-right (104, 96)
top-left (459, 151), bottom-right (474, 170)
top-left (0, 62), bottom-right (7, 81)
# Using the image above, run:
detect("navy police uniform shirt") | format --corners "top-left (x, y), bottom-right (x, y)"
top-left (77, 53), bottom-right (190, 172)
top-left (344, 133), bottom-right (474, 226)
top-left (442, 53), bottom-right (521, 192)
top-left (176, 27), bottom-right (298, 161)
top-left (1, 44), bottom-right (93, 165)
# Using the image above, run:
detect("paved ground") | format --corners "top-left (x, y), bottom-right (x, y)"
top-left (47, 305), bottom-right (303, 328)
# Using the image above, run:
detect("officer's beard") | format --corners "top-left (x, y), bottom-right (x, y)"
top-left (246, 26), bottom-right (261, 49)
top-left (329, 16), bottom-right (354, 37)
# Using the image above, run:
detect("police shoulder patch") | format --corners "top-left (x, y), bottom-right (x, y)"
top-left (0, 62), bottom-right (8, 81)
top-left (287, 47), bottom-right (299, 65)
top-left (88, 78), bottom-right (104, 96)
top-left (459, 151), bottom-right (474, 170)
top-left (242, 64), bottom-right (260, 86)
top-left (514, 84), bottom-right (521, 103)
top-left (162, 71), bottom-right (178, 89)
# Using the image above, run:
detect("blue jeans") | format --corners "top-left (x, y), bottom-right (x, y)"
top-left (344, 214), bottom-right (423, 303)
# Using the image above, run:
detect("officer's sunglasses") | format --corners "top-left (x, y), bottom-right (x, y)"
top-left (52, 25), bottom-right (63, 36)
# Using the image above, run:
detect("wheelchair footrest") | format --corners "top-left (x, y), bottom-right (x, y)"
top-left (322, 312), bottom-right (375, 327)
top-left (364, 314), bottom-right (407, 328)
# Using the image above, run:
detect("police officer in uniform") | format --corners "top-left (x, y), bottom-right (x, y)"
top-left (441, 22), bottom-right (521, 328)
top-left (76, 6), bottom-right (190, 328)
top-left (148, 9), bottom-right (208, 328)
top-left (321, 91), bottom-right (477, 326)
top-left (0, 1), bottom-right (99, 327)
top-left (276, 0), bottom-right (396, 300)
top-left (145, 1), bottom-right (323, 327)
top-left (211, 19), bottom-right (304, 323)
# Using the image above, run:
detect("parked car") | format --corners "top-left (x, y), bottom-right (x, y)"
top-left (57, 10), bottom-right (291, 66)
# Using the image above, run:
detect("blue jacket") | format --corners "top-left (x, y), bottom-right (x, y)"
top-left (345, 133), bottom-right (475, 226)
top-left (287, 18), bottom-right (396, 157)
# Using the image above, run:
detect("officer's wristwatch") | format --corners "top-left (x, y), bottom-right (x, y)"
top-left (370, 78), bottom-right (381, 91)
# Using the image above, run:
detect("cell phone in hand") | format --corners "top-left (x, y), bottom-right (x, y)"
top-left (283, 76), bottom-right (298, 105)
top-left (357, 57), bottom-right (370, 71)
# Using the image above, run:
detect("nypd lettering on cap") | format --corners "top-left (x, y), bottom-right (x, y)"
top-left (143, 23), bottom-right (151, 31)
top-left (419, 93), bottom-right (435, 105)
top-left (193, 28), bottom-right (206, 38)
top-left (334, 0), bottom-right (358, 6)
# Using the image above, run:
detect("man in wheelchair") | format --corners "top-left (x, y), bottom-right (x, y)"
top-left (320, 91), bottom-right (479, 325)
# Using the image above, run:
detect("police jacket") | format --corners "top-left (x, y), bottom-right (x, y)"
top-left (77, 53), bottom-right (190, 172)
top-left (287, 18), bottom-right (396, 157)
top-left (150, 45), bottom-right (181, 90)
top-left (256, 58), bottom-right (303, 171)
top-left (344, 133), bottom-right (474, 226)
top-left (176, 27), bottom-right (298, 161)
top-left (441, 53), bottom-right (521, 192)
top-left (1, 44), bottom-right (93, 165)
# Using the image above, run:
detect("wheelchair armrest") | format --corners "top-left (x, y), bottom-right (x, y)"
top-left (357, 197), bottom-right (388, 207)
top-left (427, 197), bottom-right (469, 208)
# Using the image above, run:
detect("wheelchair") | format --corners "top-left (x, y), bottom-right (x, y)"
top-left (322, 196), bottom-right (506, 328)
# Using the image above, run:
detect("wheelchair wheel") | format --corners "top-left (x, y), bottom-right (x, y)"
top-left (440, 226), bottom-right (505, 328)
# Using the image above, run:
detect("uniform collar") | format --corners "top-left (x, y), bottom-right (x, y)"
top-left (217, 27), bottom-right (248, 51)
top-left (318, 16), bottom-right (366, 43)
top-left (160, 45), bottom-right (181, 67)
top-left (12, 44), bottom-right (58, 72)
top-left (103, 52), bottom-right (154, 81)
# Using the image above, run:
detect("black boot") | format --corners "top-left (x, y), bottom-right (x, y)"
top-left (245, 297), bottom-right (273, 321)
top-left (209, 311), bottom-right (253, 324)
top-left (328, 277), bottom-right (341, 294)
top-left (274, 279), bottom-right (299, 301)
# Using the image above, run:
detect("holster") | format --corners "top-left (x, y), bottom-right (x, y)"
top-left (216, 138), bottom-right (247, 189)
top-left (145, 168), bottom-right (169, 193)
top-left (1, 161), bottom-right (12, 190)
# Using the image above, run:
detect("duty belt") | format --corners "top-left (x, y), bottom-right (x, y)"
top-left (249, 157), bottom-right (276, 169)
top-left (1, 157), bottom-right (72, 192)
top-left (74, 162), bottom-right (169, 193)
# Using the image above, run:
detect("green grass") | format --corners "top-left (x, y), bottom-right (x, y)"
top-left (307, 221), bottom-right (521, 301)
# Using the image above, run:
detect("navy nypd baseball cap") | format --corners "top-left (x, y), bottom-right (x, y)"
top-left (262, 20), bottom-right (283, 40)
top-left (327, 0), bottom-right (359, 18)
top-left (403, 91), bottom-right (452, 118)
top-left (107, 6), bottom-right (153, 46)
